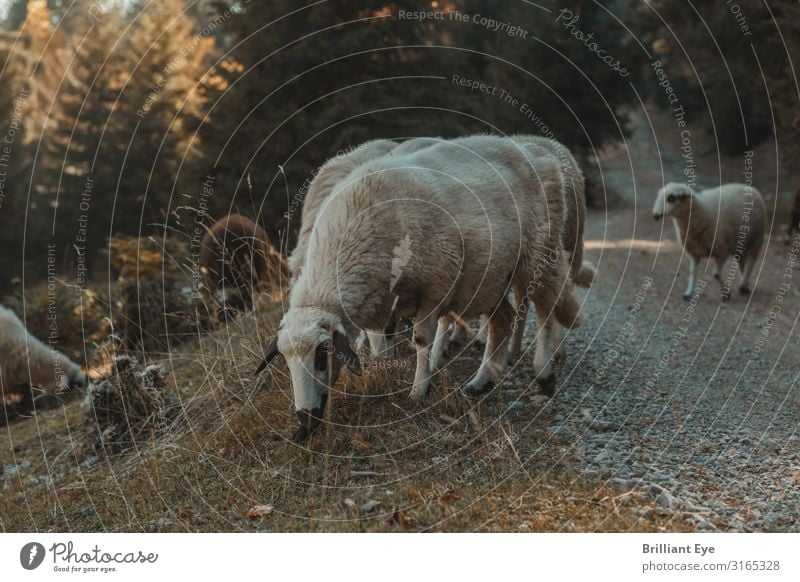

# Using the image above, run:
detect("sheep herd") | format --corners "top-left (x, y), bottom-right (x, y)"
top-left (1, 133), bottom-right (773, 447)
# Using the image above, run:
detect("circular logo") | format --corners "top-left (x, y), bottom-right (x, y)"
top-left (20, 542), bottom-right (46, 570)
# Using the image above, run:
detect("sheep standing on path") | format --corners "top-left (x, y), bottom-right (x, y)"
top-left (508, 136), bottom-right (595, 363)
top-left (0, 305), bottom-right (86, 412)
top-left (653, 183), bottom-right (766, 300)
top-left (257, 135), bottom-right (581, 441)
top-left (199, 214), bottom-right (285, 321)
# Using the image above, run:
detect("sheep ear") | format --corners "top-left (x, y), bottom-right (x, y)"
top-left (254, 336), bottom-right (280, 375)
top-left (333, 330), bottom-right (362, 376)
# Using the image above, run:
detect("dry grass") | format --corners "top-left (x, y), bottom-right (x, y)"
top-left (1, 301), bottom-right (687, 532)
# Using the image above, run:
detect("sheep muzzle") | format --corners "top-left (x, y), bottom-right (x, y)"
top-left (292, 393), bottom-right (328, 443)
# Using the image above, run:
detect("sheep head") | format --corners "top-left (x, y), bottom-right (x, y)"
top-left (653, 183), bottom-right (693, 220)
top-left (255, 307), bottom-right (361, 443)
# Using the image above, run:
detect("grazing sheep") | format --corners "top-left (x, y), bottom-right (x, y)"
top-left (257, 135), bottom-right (581, 441)
top-left (287, 139), bottom-right (398, 284)
top-left (199, 214), bottom-right (284, 321)
top-left (287, 139), bottom-right (399, 354)
top-left (430, 136), bottom-right (595, 372)
top-left (0, 305), bottom-right (86, 412)
top-left (507, 136), bottom-right (595, 362)
top-left (653, 182), bottom-right (766, 299)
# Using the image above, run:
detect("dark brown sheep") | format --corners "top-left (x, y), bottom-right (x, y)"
top-left (199, 214), bottom-right (285, 320)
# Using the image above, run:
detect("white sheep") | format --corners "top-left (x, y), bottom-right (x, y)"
top-left (287, 139), bottom-right (398, 355)
top-left (257, 135), bottom-right (581, 441)
top-left (0, 305), bottom-right (87, 410)
top-left (507, 136), bottom-right (595, 361)
top-left (653, 182), bottom-right (766, 299)
top-left (287, 139), bottom-right (398, 283)
top-left (429, 136), bottom-right (595, 373)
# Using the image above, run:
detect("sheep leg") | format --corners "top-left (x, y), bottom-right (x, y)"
top-left (365, 331), bottom-right (388, 356)
top-left (682, 256), bottom-right (700, 300)
top-left (552, 323), bottom-right (566, 365)
top-left (739, 257), bottom-right (755, 295)
top-left (448, 315), bottom-right (476, 346)
top-left (533, 302), bottom-right (557, 396)
top-left (712, 257), bottom-right (731, 300)
top-left (508, 292), bottom-right (530, 364)
top-left (430, 316), bottom-right (450, 372)
top-left (463, 300), bottom-right (513, 397)
top-left (474, 316), bottom-right (489, 345)
top-left (409, 315), bottom-right (439, 400)
top-left (354, 331), bottom-right (368, 353)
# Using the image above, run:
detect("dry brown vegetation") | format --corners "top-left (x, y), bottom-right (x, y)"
top-left (0, 298), bottom-right (690, 533)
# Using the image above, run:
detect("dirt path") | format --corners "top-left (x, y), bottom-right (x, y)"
top-left (514, 207), bottom-right (800, 532)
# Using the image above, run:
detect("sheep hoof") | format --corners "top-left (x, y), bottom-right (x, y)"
top-left (409, 386), bottom-right (430, 401)
top-left (739, 286), bottom-right (751, 296)
top-left (682, 293), bottom-right (692, 301)
top-left (462, 380), bottom-right (495, 398)
top-left (292, 425), bottom-right (312, 444)
top-left (537, 373), bottom-right (556, 397)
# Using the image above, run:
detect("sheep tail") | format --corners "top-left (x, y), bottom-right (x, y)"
top-left (573, 261), bottom-right (597, 288)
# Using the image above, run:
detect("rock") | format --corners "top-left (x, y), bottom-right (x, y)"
top-left (2, 460), bottom-right (30, 479)
top-left (657, 491), bottom-right (679, 510)
top-left (507, 400), bottom-right (525, 411)
top-left (758, 438), bottom-right (782, 454)
top-left (548, 426), bottom-right (572, 439)
top-left (361, 500), bottom-right (381, 515)
top-left (529, 394), bottom-right (549, 406)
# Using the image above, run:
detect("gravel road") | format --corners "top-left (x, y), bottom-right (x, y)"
top-left (506, 206), bottom-right (800, 532)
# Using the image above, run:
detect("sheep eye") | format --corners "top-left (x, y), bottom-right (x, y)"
top-left (314, 341), bottom-right (329, 372)
top-left (667, 194), bottom-right (676, 203)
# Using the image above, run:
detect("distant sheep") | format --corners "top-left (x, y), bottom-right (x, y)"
top-left (0, 305), bottom-right (86, 411)
top-left (653, 182), bottom-right (766, 299)
top-left (257, 135), bottom-right (581, 441)
top-left (199, 214), bottom-right (285, 321)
